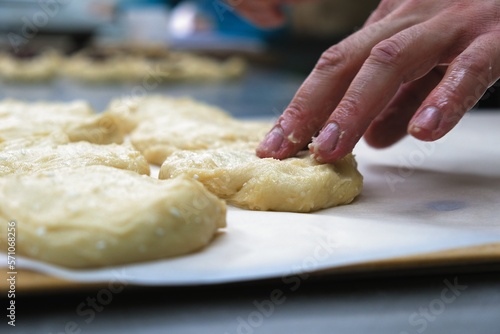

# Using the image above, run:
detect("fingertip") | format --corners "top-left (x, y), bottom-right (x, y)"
top-left (256, 125), bottom-right (301, 159)
top-left (309, 122), bottom-right (349, 163)
top-left (256, 126), bottom-right (284, 157)
top-left (309, 144), bottom-right (349, 164)
top-left (408, 106), bottom-right (443, 141)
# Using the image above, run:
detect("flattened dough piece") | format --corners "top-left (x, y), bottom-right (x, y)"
top-left (0, 99), bottom-right (123, 144)
top-left (132, 118), bottom-right (271, 165)
top-left (63, 49), bottom-right (245, 83)
top-left (0, 134), bottom-right (150, 176)
top-left (0, 166), bottom-right (226, 268)
top-left (106, 95), bottom-right (234, 133)
top-left (63, 53), bottom-right (146, 82)
top-left (155, 52), bottom-right (245, 81)
top-left (115, 96), bottom-right (271, 165)
top-left (159, 147), bottom-right (363, 213)
top-left (0, 50), bottom-right (61, 81)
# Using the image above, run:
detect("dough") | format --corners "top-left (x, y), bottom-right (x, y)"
top-left (0, 50), bottom-right (61, 82)
top-left (0, 99), bottom-right (124, 144)
top-left (0, 166), bottom-right (226, 268)
top-left (106, 95), bottom-right (234, 133)
top-left (0, 46), bottom-right (244, 83)
top-left (63, 53), bottom-right (147, 82)
top-left (0, 133), bottom-right (150, 177)
top-left (63, 47), bottom-right (245, 83)
top-left (154, 52), bottom-right (245, 81)
top-left (107, 95), bottom-right (270, 165)
top-left (159, 146), bottom-right (363, 213)
top-left (132, 118), bottom-right (270, 165)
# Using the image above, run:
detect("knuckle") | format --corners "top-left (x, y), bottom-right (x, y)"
top-left (283, 101), bottom-right (322, 133)
top-left (314, 44), bottom-right (349, 74)
top-left (284, 103), bottom-right (306, 121)
top-left (283, 101), bottom-right (311, 126)
top-left (369, 38), bottom-right (407, 69)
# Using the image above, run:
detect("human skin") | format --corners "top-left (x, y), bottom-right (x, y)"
top-left (233, 0), bottom-right (308, 28)
top-left (243, 0), bottom-right (500, 162)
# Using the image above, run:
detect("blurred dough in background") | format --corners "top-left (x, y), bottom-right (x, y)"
top-left (62, 46), bottom-right (246, 83)
top-left (0, 46), bottom-right (245, 83)
top-left (0, 99), bottom-right (124, 144)
top-left (0, 49), bottom-right (61, 82)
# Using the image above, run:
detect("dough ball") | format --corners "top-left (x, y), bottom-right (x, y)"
top-left (62, 48), bottom-right (245, 83)
top-left (132, 117), bottom-right (270, 165)
top-left (0, 99), bottom-right (124, 144)
top-left (160, 147), bottom-right (363, 213)
top-left (105, 95), bottom-right (234, 133)
top-left (0, 133), bottom-right (150, 177)
top-left (107, 95), bottom-right (270, 165)
top-left (0, 166), bottom-right (226, 268)
top-left (0, 50), bottom-right (61, 82)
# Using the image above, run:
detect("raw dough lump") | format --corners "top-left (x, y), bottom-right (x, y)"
top-left (0, 50), bottom-right (61, 82)
top-left (0, 133), bottom-right (150, 177)
top-left (106, 95), bottom-right (271, 165)
top-left (160, 147), bottom-right (363, 213)
top-left (0, 99), bottom-right (124, 144)
top-left (0, 166), bottom-right (226, 268)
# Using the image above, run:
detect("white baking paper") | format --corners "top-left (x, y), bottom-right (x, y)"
top-left (1, 112), bottom-right (500, 285)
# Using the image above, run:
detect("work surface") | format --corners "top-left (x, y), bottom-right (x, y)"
top-left (1, 68), bottom-right (500, 333)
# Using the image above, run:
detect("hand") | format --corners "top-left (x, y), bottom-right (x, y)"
top-left (232, 0), bottom-right (307, 28)
top-left (256, 0), bottom-right (500, 162)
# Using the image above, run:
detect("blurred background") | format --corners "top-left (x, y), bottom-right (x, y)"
top-left (0, 0), bottom-right (380, 68)
top-left (0, 0), bottom-right (498, 111)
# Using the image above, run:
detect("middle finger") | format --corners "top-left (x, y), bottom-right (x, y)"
top-left (310, 16), bottom-right (467, 162)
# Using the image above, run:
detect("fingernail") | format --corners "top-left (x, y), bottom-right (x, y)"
top-left (257, 127), bottom-right (284, 154)
top-left (412, 106), bottom-right (441, 131)
top-left (313, 122), bottom-right (340, 153)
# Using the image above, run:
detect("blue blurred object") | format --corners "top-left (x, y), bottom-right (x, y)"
top-left (166, 0), bottom-right (288, 52)
top-left (168, 0), bottom-right (287, 37)
top-left (120, 0), bottom-right (169, 8)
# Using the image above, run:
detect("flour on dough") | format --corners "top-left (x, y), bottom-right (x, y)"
top-left (132, 118), bottom-right (271, 165)
top-left (106, 95), bottom-right (234, 133)
top-left (0, 133), bottom-right (150, 177)
top-left (0, 99), bottom-right (124, 144)
top-left (0, 166), bottom-right (226, 268)
top-left (159, 146), bottom-right (363, 213)
top-left (105, 95), bottom-right (271, 165)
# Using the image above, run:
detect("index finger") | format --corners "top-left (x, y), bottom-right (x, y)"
top-left (256, 15), bottom-right (418, 159)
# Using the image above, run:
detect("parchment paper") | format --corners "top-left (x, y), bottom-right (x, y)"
top-left (1, 112), bottom-right (499, 285)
